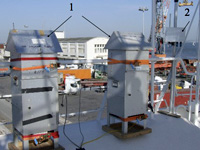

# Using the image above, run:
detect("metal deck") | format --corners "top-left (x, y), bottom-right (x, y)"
top-left (1, 113), bottom-right (200, 150)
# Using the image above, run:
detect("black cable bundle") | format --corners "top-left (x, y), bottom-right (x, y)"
top-left (62, 88), bottom-right (85, 150)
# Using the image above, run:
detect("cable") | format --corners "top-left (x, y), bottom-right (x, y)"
top-left (62, 88), bottom-right (85, 149)
top-left (61, 93), bottom-right (64, 107)
top-left (78, 88), bottom-right (85, 148)
top-left (82, 123), bottom-right (136, 146)
top-left (62, 94), bottom-right (80, 148)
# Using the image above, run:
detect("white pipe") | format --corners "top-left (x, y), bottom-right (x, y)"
top-left (178, 58), bottom-right (196, 76)
top-left (0, 94), bottom-right (12, 99)
top-left (60, 109), bottom-right (101, 118)
top-left (58, 59), bottom-right (108, 65)
top-left (0, 122), bottom-right (12, 126)
top-left (155, 71), bottom-right (172, 112)
top-left (176, 93), bottom-right (195, 96)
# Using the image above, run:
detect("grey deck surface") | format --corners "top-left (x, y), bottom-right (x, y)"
top-left (1, 113), bottom-right (200, 150)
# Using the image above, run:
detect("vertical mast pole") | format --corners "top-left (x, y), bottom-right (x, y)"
top-left (194, 0), bottom-right (200, 126)
top-left (169, 0), bottom-right (178, 114)
top-left (143, 11), bottom-right (145, 35)
top-left (151, 0), bottom-right (156, 113)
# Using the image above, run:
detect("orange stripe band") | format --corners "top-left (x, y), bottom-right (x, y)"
top-left (119, 114), bottom-right (148, 122)
top-left (108, 58), bottom-right (149, 65)
top-left (0, 68), bottom-right (9, 71)
top-left (13, 64), bottom-right (54, 71)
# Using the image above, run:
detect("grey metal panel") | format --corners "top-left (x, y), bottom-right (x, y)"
top-left (22, 91), bottom-right (58, 135)
top-left (108, 64), bottom-right (125, 79)
top-left (21, 78), bottom-right (58, 89)
top-left (165, 27), bottom-right (185, 42)
top-left (107, 71), bottom-right (149, 118)
top-left (108, 50), bottom-right (126, 60)
top-left (21, 68), bottom-right (58, 80)
top-left (6, 30), bottom-right (62, 54)
top-left (22, 92), bottom-right (58, 120)
top-left (11, 70), bottom-right (58, 83)
top-left (105, 31), bottom-right (151, 51)
top-left (125, 50), bottom-right (149, 61)
top-left (12, 95), bottom-right (23, 133)
top-left (107, 50), bottom-right (126, 79)
top-left (23, 117), bottom-right (58, 135)
top-left (107, 79), bottom-right (125, 117)
top-left (124, 71), bottom-right (148, 117)
top-left (11, 78), bottom-right (59, 135)
top-left (125, 50), bottom-right (149, 71)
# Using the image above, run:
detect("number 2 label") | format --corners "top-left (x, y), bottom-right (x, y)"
top-left (185, 8), bottom-right (190, 16)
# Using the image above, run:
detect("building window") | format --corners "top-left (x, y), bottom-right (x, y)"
top-left (78, 48), bottom-right (84, 54)
top-left (94, 44), bottom-right (107, 53)
top-left (70, 48), bottom-right (75, 54)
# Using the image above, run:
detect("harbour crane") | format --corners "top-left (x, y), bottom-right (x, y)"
top-left (156, 0), bottom-right (171, 34)
top-left (149, 0), bottom-right (171, 43)
top-left (179, 0), bottom-right (193, 7)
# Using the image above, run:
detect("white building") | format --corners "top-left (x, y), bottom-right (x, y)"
top-left (0, 44), bottom-right (5, 59)
top-left (55, 31), bottom-right (65, 39)
top-left (58, 37), bottom-right (109, 60)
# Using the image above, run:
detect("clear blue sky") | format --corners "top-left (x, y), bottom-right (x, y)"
top-left (0, 0), bottom-right (198, 43)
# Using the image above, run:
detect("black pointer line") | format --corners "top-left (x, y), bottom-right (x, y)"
top-left (82, 16), bottom-right (110, 37)
top-left (47, 16), bottom-right (72, 37)
top-left (182, 21), bottom-right (190, 32)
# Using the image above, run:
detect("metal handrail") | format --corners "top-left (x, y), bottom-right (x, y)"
top-left (188, 75), bottom-right (195, 121)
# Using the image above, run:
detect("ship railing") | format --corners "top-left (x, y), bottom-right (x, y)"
top-left (154, 57), bottom-right (197, 113)
top-left (0, 91), bottom-right (107, 128)
top-left (58, 90), bottom-right (107, 122)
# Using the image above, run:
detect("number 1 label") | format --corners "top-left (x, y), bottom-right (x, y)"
top-left (70, 3), bottom-right (73, 11)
